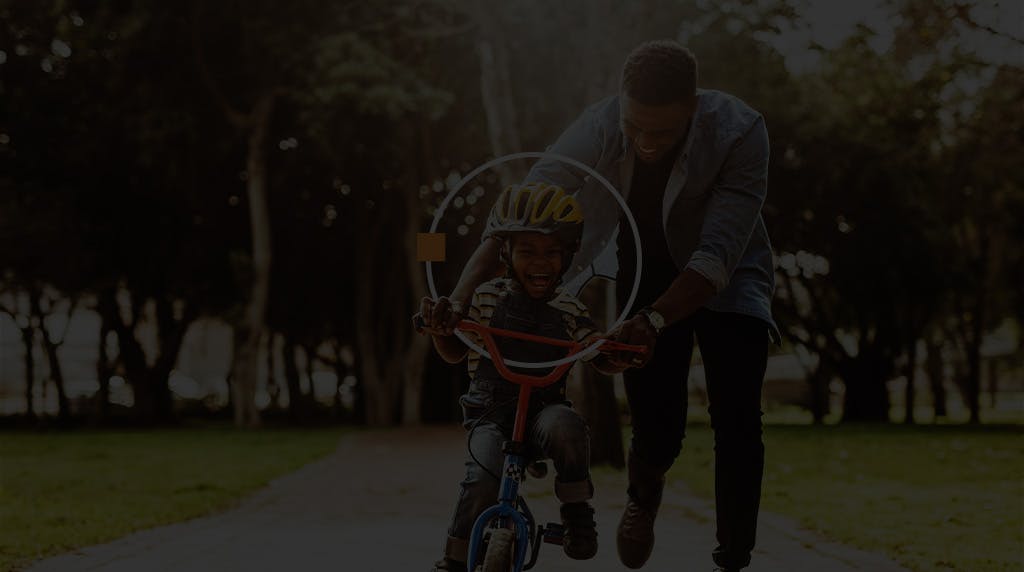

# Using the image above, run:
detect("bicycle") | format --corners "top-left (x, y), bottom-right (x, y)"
top-left (415, 316), bottom-right (647, 572)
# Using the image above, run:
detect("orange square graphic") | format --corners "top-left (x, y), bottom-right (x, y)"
top-left (417, 233), bottom-right (446, 262)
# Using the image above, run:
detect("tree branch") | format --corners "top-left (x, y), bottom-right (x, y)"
top-left (952, 3), bottom-right (1024, 46)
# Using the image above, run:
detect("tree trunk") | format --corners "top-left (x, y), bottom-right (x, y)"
top-left (354, 119), bottom-right (432, 427)
top-left (302, 342), bottom-right (320, 416)
top-left (20, 324), bottom-right (36, 421)
top-left (965, 339), bottom-right (982, 424)
top-left (282, 337), bottom-right (306, 423)
top-left (93, 320), bottom-right (113, 425)
top-left (266, 333), bottom-right (281, 411)
top-left (924, 336), bottom-right (947, 419)
top-left (473, 1), bottom-right (525, 185)
top-left (93, 289), bottom-right (121, 424)
top-left (351, 358), bottom-right (366, 425)
top-left (963, 293), bottom-right (986, 424)
top-left (230, 93), bottom-right (277, 428)
top-left (987, 359), bottom-right (999, 409)
top-left (354, 212), bottom-right (397, 426)
top-left (40, 336), bottom-right (70, 425)
top-left (29, 290), bottom-right (71, 423)
top-left (904, 339), bottom-right (918, 424)
top-left (108, 291), bottom-right (193, 424)
top-left (401, 143), bottom-right (430, 426)
top-left (808, 361), bottom-right (830, 425)
top-left (330, 343), bottom-right (346, 420)
top-left (840, 353), bottom-right (891, 422)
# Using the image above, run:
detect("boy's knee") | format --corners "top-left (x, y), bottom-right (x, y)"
top-left (555, 477), bottom-right (594, 503)
top-left (543, 406), bottom-right (589, 439)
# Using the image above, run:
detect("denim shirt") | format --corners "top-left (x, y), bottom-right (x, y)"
top-left (517, 90), bottom-right (779, 343)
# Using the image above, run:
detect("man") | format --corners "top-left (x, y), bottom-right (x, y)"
top-left (425, 40), bottom-right (778, 572)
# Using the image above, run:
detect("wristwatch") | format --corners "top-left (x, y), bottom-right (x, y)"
top-left (639, 306), bottom-right (666, 336)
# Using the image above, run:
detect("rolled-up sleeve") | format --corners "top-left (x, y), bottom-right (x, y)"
top-left (685, 116), bottom-right (769, 291)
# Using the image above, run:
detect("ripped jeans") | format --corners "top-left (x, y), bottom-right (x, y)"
top-left (442, 379), bottom-right (593, 562)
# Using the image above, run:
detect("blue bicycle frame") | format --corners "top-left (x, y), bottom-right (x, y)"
top-left (465, 446), bottom-right (533, 572)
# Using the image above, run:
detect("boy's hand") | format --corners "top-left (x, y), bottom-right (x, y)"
top-left (417, 296), bottom-right (465, 336)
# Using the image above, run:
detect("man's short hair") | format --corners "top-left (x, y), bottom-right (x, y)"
top-left (620, 40), bottom-right (698, 105)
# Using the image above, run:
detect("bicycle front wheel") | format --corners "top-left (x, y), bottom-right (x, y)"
top-left (481, 528), bottom-right (515, 572)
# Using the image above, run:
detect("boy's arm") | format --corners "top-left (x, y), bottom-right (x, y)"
top-left (431, 333), bottom-right (468, 364)
top-left (449, 236), bottom-right (504, 310)
top-left (425, 283), bottom-right (496, 364)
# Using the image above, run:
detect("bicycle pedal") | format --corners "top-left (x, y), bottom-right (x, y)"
top-left (541, 523), bottom-right (565, 545)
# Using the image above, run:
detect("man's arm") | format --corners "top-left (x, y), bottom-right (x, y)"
top-left (683, 115), bottom-right (770, 293)
top-left (449, 236), bottom-right (504, 308)
top-left (614, 117), bottom-right (769, 365)
top-left (649, 267), bottom-right (716, 325)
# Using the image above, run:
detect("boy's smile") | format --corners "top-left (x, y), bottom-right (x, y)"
top-left (509, 232), bottom-right (566, 298)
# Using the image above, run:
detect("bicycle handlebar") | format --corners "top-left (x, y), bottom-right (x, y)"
top-left (413, 314), bottom-right (647, 386)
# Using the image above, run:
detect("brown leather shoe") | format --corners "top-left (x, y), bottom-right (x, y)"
top-left (616, 453), bottom-right (665, 569)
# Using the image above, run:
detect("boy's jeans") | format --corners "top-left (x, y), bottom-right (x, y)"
top-left (443, 402), bottom-right (593, 562)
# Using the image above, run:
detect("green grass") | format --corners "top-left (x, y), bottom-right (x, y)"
top-left (0, 427), bottom-right (344, 572)
top-left (663, 423), bottom-right (1023, 572)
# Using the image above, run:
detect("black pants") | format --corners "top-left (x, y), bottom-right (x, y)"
top-left (623, 308), bottom-right (768, 570)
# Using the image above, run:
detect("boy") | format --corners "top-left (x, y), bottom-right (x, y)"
top-left (420, 182), bottom-right (626, 572)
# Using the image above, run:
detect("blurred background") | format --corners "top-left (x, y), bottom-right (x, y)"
top-left (1, 0), bottom-right (1021, 441)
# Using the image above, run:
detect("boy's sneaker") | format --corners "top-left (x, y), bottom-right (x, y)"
top-left (429, 557), bottom-right (466, 572)
top-left (560, 501), bottom-right (598, 560)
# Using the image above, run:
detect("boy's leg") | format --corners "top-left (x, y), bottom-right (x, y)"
top-left (437, 420), bottom-right (507, 569)
top-left (695, 309), bottom-right (769, 571)
top-left (530, 403), bottom-right (596, 560)
top-left (617, 319), bottom-right (695, 569)
top-left (530, 404), bottom-right (592, 499)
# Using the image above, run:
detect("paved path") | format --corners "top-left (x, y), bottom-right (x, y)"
top-left (26, 427), bottom-right (911, 572)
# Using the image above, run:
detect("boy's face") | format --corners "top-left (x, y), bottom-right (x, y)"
top-left (509, 232), bottom-right (565, 298)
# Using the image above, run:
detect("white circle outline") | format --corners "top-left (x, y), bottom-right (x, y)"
top-left (426, 151), bottom-right (643, 369)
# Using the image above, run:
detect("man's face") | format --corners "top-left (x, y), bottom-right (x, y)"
top-left (509, 232), bottom-right (565, 299)
top-left (619, 94), bottom-right (696, 164)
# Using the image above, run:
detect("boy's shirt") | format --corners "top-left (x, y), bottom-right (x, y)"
top-left (465, 277), bottom-right (598, 381)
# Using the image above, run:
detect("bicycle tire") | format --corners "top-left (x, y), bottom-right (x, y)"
top-left (481, 528), bottom-right (515, 572)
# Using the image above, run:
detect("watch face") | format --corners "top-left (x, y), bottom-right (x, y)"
top-left (644, 309), bottom-right (664, 330)
top-left (650, 311), bottom-right (665, 329)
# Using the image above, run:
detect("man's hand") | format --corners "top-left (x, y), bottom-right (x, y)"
top-left (608, 315), bottom-right (657, 369)
top-left (415, 296), bottom-right (466, 336)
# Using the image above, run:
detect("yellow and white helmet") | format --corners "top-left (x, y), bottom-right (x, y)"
top-left (488, 182), bottom-right (584, 253)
